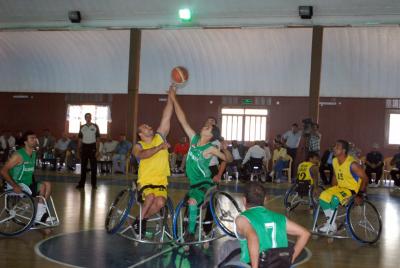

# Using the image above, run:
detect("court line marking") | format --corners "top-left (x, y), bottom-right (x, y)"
top-left (128, 244), bottom-right (179, 268)
top-left (34, 230), bottom-right (85, 268)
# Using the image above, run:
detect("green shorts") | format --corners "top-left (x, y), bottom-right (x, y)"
top-left (188, 181), bottom-right (215, 205)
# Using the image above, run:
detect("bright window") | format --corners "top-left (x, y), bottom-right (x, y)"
top-left (388, 113), bottom-right (400, 145)
top-left (221, 108), bottom-right (268, 141)
top-left (66, 105), bottom-right (111, 134)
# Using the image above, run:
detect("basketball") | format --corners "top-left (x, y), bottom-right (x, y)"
top-left (171, 66), bottom-right (189, 84)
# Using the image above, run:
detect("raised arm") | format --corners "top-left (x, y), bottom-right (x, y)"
top-left (169, 88), bottom-right (196, 140)
top-left (157, 85), bottom-right (175, 137)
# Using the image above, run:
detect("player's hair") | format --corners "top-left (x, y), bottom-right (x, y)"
top-left (244, 182), bottom-right (266, 207)
top-left (21, 130), bottom-right (35, 143)
top-left (336, 139), bottom-right (349, 154)
top-left (84, 112), bottom-right (92, 118)
top-left (307, 151), bottom-right (320, 160)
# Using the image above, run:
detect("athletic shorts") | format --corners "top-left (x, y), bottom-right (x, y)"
top-left (319, 185), bottom-right (353, 206)
top-left (140, 185), bottom-right (168, 200)
top-left (188, 181), bottom-right (215, 205)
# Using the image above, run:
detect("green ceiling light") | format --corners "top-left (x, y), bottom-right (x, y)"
top-left (179, 8), bottom-right (192, 21)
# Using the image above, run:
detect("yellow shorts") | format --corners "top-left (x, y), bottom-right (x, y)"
top-left (139, 185), bottom-right (168, 200)
top-left (319, 186), bottom-right (353, 205)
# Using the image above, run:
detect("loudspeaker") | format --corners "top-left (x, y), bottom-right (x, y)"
top-left (299, 6), bottom-right (313, 19)
top-left (68, 11), bottom-right (81, 23)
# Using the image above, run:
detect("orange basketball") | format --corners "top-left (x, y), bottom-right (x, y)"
top-left (171, 66), bottom-right (189, 84)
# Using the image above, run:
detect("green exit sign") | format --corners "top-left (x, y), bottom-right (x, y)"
top-left (241, 98), bottom-right (253, 104)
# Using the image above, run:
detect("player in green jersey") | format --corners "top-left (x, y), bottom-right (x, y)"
top-left (1, 131), bottom-right (52, 224)
top-left (235, 183), bottom-right (310, 267)
top-left (169, 88), bottom-right (233, 239)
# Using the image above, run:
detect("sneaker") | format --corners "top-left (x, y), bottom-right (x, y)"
top-left (35, 204), bottom-right (47, 222)
top-left (75, 184), bottom-right (84, 189)
top-left (318, 222), bottom-right (337, 233)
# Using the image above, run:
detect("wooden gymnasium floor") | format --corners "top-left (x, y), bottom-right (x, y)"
top-left (0, 169), bottom-right (399, 268)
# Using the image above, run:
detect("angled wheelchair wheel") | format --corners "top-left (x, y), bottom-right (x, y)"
top-left (172, 197), bottom-right (188, 242)
top-left (210, 191), bottom-right (242, 237)
top-left (284, 184), bottom-right (303, 212)
top-left (0, 190), bottom-right (36, 236)
top-left (118, 196), bottom-right (175, 244)
top-left (346, 199), bottom-right (382, 244)
top-left (105, 189), bottom-right (135, 234)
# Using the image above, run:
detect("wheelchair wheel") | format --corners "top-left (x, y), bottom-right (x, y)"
top-left (284, 184), bottom-right (303, 211)
top-left (346, 199), bottom-right (382, 244)
top-left (172, 197), bottom-right (188, 242)
top-left (105, 189), bottom-right (135, 234)
top-left (0, 190), bottom-right (36, 236)
top-left (120, 196), bottom-right (174, 244)
top-left (210, 191), bottom-right (241, 237)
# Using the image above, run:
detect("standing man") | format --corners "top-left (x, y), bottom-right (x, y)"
top-left (169, 88), bottom-right (232, 241)
top-left (131, 85), bottom-right (174, 235)
top-left (318, 140), bottom-right (368, 232)
top-left (76, 113), bottom-right (100, 190)
top-left (282, 123), bottom-right (302, 178)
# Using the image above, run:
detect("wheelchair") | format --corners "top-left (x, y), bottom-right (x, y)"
top-left (0, 183), bottom-right (59, 236)
top-left (172, 184), bottom-right (242, 249)
top-left (311, 195), bottom-right (382, 244)
top-left (284, 180), bottom-right (324, 212)
top-left (105, 182), bottom-right (174, 245)
top-left (247, 157), bottom-right (265, 182)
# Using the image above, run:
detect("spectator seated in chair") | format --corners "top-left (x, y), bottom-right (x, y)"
top-left (54, 133), bottom-right (70, 171)
top-left (390, 146), bottom-right (400, 188)
top-left (38, 129), bottom-right (56, 170)
top-left (112, 134), bottom-right (132, 174)
top-left (0, 130), bottom-right (16, 163)
top-left (170, 136), bottom-right (189, 174)
top-left (365, 143), bottom-right (384, 187)
top-left (242, 141), bottom-right (267, 177)
top-left (98, 135), bottom-right (118, 173)
top-left (65, 135), bottom-right (78, 171)
top-left (271, 140), bottom-right (290, 182)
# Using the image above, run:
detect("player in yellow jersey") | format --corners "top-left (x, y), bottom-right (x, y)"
top-left (318, 140), bottom-right (368, 232)
top-left (131, 85), bottom-right (174, 235)
top-left (296, 152), bottom-right (320, 197)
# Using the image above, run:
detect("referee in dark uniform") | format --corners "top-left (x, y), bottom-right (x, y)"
top-left (76, 113), bottom-right (100, 190)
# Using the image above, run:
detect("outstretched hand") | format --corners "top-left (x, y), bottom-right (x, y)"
top-left (168, 84), bottom-right (177, 101)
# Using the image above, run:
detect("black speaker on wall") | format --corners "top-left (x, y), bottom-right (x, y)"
top-left (68, 11), bottom-right (81, 23)
top-left (299, 6), bottom-right (313, 19)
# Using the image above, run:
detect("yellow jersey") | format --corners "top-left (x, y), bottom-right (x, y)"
top-left (137, 133), bottom-right (170, 186)
top-left (297, 161), bottom-right (315, 184)
top-left (332, 155), bottom-right (361, 192)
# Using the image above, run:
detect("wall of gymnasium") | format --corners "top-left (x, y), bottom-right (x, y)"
top-left (0, 91), bottom-right (396, 158)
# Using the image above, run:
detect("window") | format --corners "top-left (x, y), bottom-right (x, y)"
top-left (221, 108), bottom-right (268, 141)
top-left (388, 111), bottom-right (400, 145)
top-left (66, 105), bottom-right (111, 134)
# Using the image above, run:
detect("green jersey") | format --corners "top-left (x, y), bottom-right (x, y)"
top-left (10, 148), bottom-right (36, 186)
top-left (185, 135), bottom-right (214, 185)
top-left (237, 206), bottom-right (288, 264)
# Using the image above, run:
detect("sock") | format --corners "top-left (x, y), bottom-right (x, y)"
top-left (188, 205), bottom-right (198, 234)
top-left (35, 203), bottom-right (46, 222)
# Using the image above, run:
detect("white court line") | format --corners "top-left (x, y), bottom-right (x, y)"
top-left (34, 230), bottom-right (86, 268)
top-left (128, 244), bottom-right (179, 268)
